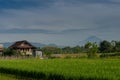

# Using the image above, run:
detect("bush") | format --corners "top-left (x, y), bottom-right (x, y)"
top-left (3, 48), bottom-right (16, 56)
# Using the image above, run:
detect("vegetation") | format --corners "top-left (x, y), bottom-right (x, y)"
top-left (0, 59), bottom-right (120, 80)
top-left (0, 74), bottom-right (17, 80)
top-left (41, 46), bottom-right (62, 57)
top-left (3, 48), bottom-right (16, 56)
top-left (99, 40), bottom-right (113, 53)
top-left (85, 42), bottom-right (98, 58)
top-left (40, 40), bottom-right (120, 58)
top-left (0, 40), bottom-right (120, 79)
top-left (2, 40), bottom-right (119, 58)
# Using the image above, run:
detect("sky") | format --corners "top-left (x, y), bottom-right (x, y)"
top-left (0, 0), bottom-right (120, 46)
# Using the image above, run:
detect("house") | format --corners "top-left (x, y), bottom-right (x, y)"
top-left (0, 44), bottom-right (3, 55)
top-left (9, 40), bottom-right (36, 56)
top-left (35, 50), bottom-right (43, 58)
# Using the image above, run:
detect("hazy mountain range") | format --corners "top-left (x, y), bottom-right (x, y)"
top-left (79, 36), bottom-right (102, 46)
top-left (2, 36), bottom-right (102, 48)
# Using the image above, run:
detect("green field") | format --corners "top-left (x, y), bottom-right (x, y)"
top-left (0, 73), bottom-right (18, 80)
top-left (0, 59), bottom-right (120, 80)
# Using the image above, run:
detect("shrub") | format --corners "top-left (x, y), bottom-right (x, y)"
top-left (3, 48), bottom-right (16, 56)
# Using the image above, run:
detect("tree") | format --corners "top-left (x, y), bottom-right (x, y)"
top-left (84, 42), bottom-right (92, 49)
top-left (72, 45), bottom-right (81, 53)
top-left (114, 41), bottom-right (120, 52)
top-left (62, 46), bottom-right (73, 54)
top-left (84, 42), bottom-right (98, 58)
top-left (41, 46), bottom-right (62, 57)
top-left (89, 43), bottom-right (98, 57)
top-left (99, 40), bottom-right (112, 53)
top-left (84, 42), bottom-right (92, 53)
top-left (3, 48), bottom-right (16, 56)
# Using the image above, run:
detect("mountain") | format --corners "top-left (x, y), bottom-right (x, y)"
top-left (2, 36), bottom-right (102, 48)
top-left (31, 42), bottom-right (46, 48)
top-left (31, 43), bottom-right (64, 48)
top-left (47, 43), bottom-right (58, 47)
top-left (79, 36), bottom-right (102, 46)
top-left (3, 42), bottom-right (13, 48)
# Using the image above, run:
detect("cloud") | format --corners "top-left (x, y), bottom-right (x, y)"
top-left (109, 0), bottom-right (120, 3)
top-left (0, 0), bottom-right (120, 30)
top-left (0, 0), bottom-right (120, 45)
top-left (0, 28), bottom-right (56, 34)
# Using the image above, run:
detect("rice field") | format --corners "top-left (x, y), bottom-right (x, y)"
top-left (0, 73), bottom-right (18, 80)
top-left (0, 59), bottom-right (120, 80)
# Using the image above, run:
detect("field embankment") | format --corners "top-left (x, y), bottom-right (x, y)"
top-left (0, 59), bottom-right (120, 80)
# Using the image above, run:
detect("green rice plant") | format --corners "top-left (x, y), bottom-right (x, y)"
top-left (0, 59), bottom-right (120, 80)
top-left (0, 73), bottom-right (18, 80)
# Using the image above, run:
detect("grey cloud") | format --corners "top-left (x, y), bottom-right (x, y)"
top-left (0, 28), bottom-right (56, 34)
top-left (0, 0), bottom-right (119, 45)
top-left (109, 0), bottom-right (120, 3)
top-left (1, 1), bottom-right (118, 30)
top-left (0, 1), bottom-right (120, 28)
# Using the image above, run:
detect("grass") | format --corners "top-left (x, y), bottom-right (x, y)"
top-left (0, 59), bottom-right (120, 80)
top-left (0, 73), bottom-right (18, 80)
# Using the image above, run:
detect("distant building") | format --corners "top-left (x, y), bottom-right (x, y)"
top-left (9, 40), bottom-right (36, 56)
top-left (0, 44), bottom-right (3, 55)
top-left (35, 50), bottom-right (43, 58)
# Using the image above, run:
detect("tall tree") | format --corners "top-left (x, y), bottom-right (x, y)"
top-left (99, 40), bottom-right (112, 53)
top-left (114, 41), bottom-right (120, 52)
top-left (84, 42), bottom-right (98, 58)
top-left (84, 42), bottom-right (92, 49)
top-left (3, 48), bottom-right (16, 56)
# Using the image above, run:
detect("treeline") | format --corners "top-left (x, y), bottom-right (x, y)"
top-left (41, 40), bottom-right (120, 54)
top-left (41, 40), bottom-right (120, 56)
top-left (99, 40), bottom-right (120, 53)
top-left (2, 40), bottom-right (120, 58)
